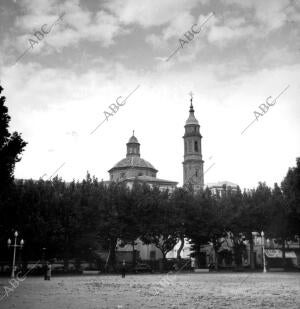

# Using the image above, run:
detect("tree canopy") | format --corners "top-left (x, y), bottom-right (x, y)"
top-left (0, 85), bottom-right (27, 189)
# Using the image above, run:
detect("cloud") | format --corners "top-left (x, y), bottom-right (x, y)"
top-left (145, 34), bottom-right (168, 50)
top-left (10, 0), bottom-right (125, 55)
top-left (145, 12), bottom-right (214, 60)
top-left (208, 23), bottom-right (255, 45)
top-left (162, 11), bottom-right (195, 40)
top-left (220, 0), bottom-right (290, 32)
top-left (204, 0), bottom-right (300, 47)
top-left (104, 0), bottom-right (202, 28)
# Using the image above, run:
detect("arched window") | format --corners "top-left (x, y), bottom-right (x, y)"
top-left (194, 141), bottom-right (198, 152)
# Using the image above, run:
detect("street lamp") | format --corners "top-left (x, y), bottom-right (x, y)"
top-left (7, 231), bottom-right (24, 278)
top-left (261, 231), bottom-right (267, 273)
top-left (42, 247), bottom-right (47, 260)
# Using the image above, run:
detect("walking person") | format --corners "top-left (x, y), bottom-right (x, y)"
top-left (44, 261), bottom-right (52, 280)
top-left (43, 261), bottom-right (48, 280)
top-left (46, 262), bottom-right (52, 280)
top-left (121, 260), bottom-right (126, 278)
top-left (191, 257), bottom-right (196, 271)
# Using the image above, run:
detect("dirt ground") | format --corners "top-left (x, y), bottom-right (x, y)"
top-left (0, 272), bottom-right (299, 308)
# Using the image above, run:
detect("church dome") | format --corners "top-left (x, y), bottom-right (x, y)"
top-left (108, 132), bottom-right (158, 173)
top-left (111, 156), bottom-right (157, 171)
top-left (128, 135), bottom-right (139, 143)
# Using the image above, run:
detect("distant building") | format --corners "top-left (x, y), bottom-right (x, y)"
top-left (107, 132), bottom-right (177, 192)
top-left (107, 133), bottom-right (177, 260)
top-left (106, 98), bottom-right (241, 262)
top-left (206, 181), bottom-right (239, 196)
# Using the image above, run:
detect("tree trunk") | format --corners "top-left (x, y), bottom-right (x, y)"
top-left (104, 249), bottom-right (110, 272)
top-left (159, 251), bottom-right (167, 272)
top-left (282, 238), bottom-right (286, 270)
top-left (110, 239), bottom-right (117, 271)
top-left (132, 241), bottom-right (136, 267)
top-left (249, 233), bottom-right (255, 270)
top-left (63, 257), bottom-right (69, 272)
top-left (176, 236), bottom-right (185, 259)
top-left (63, 234), bottom-right (69, 272)
top-left (105, 238), bottom-right (117, 272)
top-left (214, 247), bottom-right (219, 271)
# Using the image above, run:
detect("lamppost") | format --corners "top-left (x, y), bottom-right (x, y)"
top-left (42, 247), bottom-right (47, 270)
top-left (261, 231), bottom-right (267, 273)
top-left (296, 235), bottom-right (300, 248)
top-left (7, 231), bottom-right (24, 278)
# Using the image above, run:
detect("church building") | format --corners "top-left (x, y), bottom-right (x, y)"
top-left (108, 96), bottom-right (238, 262)
top-left (107, 96), bottom-right (205, 193)
top-left (183, 96), bottom-right (204, 192)
top-left (108, 132), bottom-right (178, 192)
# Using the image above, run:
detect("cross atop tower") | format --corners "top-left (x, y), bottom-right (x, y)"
top-left (188, 91), bottom-right (194, 113)
top-left (189, 91), bottom-right (193, 103)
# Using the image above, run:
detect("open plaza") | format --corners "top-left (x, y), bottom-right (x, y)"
top-left (1, 0), bottom-right (300, 308)
top-left (0, 272), bottom-right (299, 309)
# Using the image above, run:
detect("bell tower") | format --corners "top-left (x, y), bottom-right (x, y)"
top-left (183, 93), bottom-right (204, 191)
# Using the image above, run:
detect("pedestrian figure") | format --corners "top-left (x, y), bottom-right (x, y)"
top-left (173, 262), bottom-right (179, 271)
top-left (191, 257), bottom-right (196, 271)
top-left (121, 260), bottom-right (126, 278)
top-left (44, 261), bottom-right (51, 280)
top-left (43, 262), bottom-right (47, 280)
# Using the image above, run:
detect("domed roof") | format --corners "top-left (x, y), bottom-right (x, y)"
top-left (109, 132), bottom-right (158, 173)
top-left (128, 135), bottom-right (139, 143)
top-left (109, 156), bottom-right (157, 171)
top-left (185, 103), bottom-right (199, 125)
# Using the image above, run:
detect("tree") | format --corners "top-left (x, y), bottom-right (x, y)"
top-left (96, 181), bottom-right (136, 272)
top-left (237, 183), bottom-right (272, 269)
top-left (187, 189), bottom-right (224, 269)
top-left (170, 187), bottom-right (193, 259)
top-left (280, 158), bottom-right (300, 268)
top-left (267, 183), bottom-right (290, 269)
top-left (139, 186), bottom-right (177, 268)
top-left (0, 85), bottom-right (27, 189)
top-left (281, 158), bottom-right (300, 237)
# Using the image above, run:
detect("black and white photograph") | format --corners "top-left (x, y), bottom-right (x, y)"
top-left (0, 0), bottom-right (300, 308)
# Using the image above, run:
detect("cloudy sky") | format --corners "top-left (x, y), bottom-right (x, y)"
top-left (0, 0), bottom-right (299, 190)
